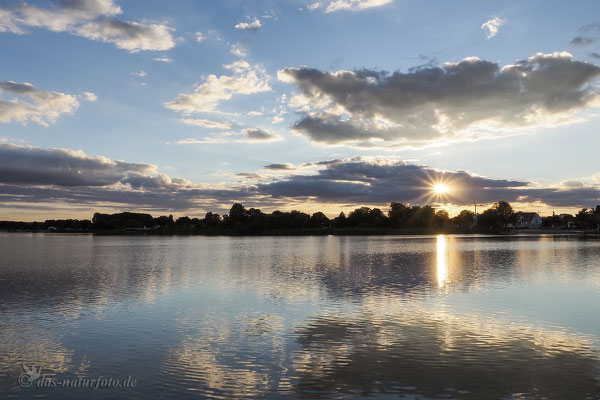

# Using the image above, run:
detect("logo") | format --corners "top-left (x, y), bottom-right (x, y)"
top-left (18, 364), bottom-right (42, 388)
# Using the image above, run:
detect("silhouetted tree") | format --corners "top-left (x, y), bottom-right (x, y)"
top-left (203, 212), bottom-right (221, 228)
top-left (478, 208), bottom-right (501, 229)
top-left (229, 203), bottom-right (246, 225)
top-left (310, 212), bottom-right (330, 228)
top-left (176, 216), bottom-right (192, 226)
top-left (493, 201), bottom-right (516, 229)
top-left (388, 202), bottom-right (409, 227)
top-left (332, 212), bottom-right (347, 228)
top-left (154, 215), bottom-right (175, 227)
top-left (576, 208), bottom-right (600, 229)
top-left (453, 210), bottom-right (474, 229)
top-left (435, 210), bottom-right (450, 229)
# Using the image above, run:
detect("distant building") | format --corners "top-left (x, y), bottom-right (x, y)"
top-left (516, 212), bottom-right (542, 229)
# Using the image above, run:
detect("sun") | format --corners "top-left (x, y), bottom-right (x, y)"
top-left (433, 183), bottom-right (450, 195)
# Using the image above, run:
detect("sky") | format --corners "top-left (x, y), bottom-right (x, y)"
top-left (1, 0), bottom-right (600, 221)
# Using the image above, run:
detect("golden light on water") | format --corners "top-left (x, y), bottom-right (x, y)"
top-left (436, 235), bottom-right (448, 287)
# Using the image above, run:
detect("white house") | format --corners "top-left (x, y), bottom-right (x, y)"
top-left (516, 212), bottom-right (543, 229)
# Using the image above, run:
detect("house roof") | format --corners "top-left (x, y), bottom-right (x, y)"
top-left (516, 212), bottom-right (540, 223)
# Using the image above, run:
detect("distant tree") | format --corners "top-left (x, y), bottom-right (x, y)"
top-left (203, 212), bottom-right (221, 228)
top-left (435, 209), bottom-right (450, 229)
top-left (288, 210), bottom-right (311, 229)
top-left (190, 217), bottom-right (201, 226)
top-left (478, 208), bottom-right (501, 229)
top-left (542, 214), bottom-right (561, 228)
top-left (229, 203), bottom-right (246, 224)
top-left (176, 216), bottom-right (192, 225)
top-left (453, 210), bottom-right (474, 229)
top-left (310, 212), bottom-right (330, 228)
top-left (93, 212), bottom-right (153, 229)
top-left (348, 207), bottom-right (372, 226)
top-left (244, 208), bottom-right (266, 233)
top-left (369, 208), bottom-right (387, 227)
top-left (154, 215), bottom-right (175, 227)
top-left (576, 208), bottom-right (599, 229)
top-left (493, 201), bottom-right (516, 228)
top-left (332, 212), bottom-right (347, 228)
top-left (388, 202), bottom-right (409, 227)
top-left (407, 205), bottom-right (435, 228)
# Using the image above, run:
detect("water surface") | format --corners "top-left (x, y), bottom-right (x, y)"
top-left (1, 233), bottom-right (599, 399)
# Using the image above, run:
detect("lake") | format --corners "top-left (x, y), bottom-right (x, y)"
top-left (1, 233), bottom-right (600, 399)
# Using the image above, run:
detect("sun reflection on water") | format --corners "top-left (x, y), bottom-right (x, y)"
top-left (436, 235), bottom-right (448, 287)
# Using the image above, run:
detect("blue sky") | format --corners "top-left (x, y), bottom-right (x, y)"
top-left (1, 0), bottom-right (600, 220)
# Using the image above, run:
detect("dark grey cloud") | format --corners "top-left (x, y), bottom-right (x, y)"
top-left (0, 143), bottom-right (153, 186)
top-left (236, 172), bottom-right (264, 179)
top-left (0, 143), bottom-right (265, 212)
top-left (263, 163), bottom-right (294, 171)
top-left (279, 52), bottom-right (600, 145)
top-left (571, 23), bottom-right (600, 46)
top-left (257, 158), bottom-right (532, 205)
top-left (256, 158), bottom-right (600, 208)
top-left (0, 144), bottom-right (598, 214)
top-left (589, 52), bottom-right (600, 60)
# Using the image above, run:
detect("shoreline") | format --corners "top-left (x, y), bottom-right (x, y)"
top-left (2, 229), bottom-right (599, 237)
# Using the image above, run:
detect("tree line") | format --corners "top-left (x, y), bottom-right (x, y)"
top-left (2, 201), bottom-right (599, 233)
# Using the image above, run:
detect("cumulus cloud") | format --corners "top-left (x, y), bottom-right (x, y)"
top-left (0, 0), bottom-right (175, 52)
top-left (234, 19), bottom-right (262, 31)
top-left (0, 81), bottom-right (92, 126)
top-left (165, 60), bottom-right (271, 115)
top-left (571, 23), bottom-right (600, 46)
top-left (309, 0), bottom-right (393, 13)
top-left (0, 144), bottom-right (598, 212)
top-left (481, 17), bottom-right (506, 39)
top-left (279, 52), bottom-right (600, 146)
top-left (74, 19), bottom-right (175, 52)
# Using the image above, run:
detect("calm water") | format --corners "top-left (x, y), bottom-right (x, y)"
top-left (1, 233), bottom-right (600, 399)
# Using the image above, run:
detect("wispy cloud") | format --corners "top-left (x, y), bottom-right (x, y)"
top-left (571, 23), bottom-right (600, 46)
top-left (153, 56), bottom-right (173, 63)
top-left (308, 0), bottom-right (393, 13)
top-left (481, 17), bottom-right (506, 39)
top-left (176, 128), bottom-right (280, 145)
top-left (234, 18), bottom-right (262, 32)
top-left (181, 118), bottom-right (232, 129)
top-left (165, 60), bottom-right (271, 115)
